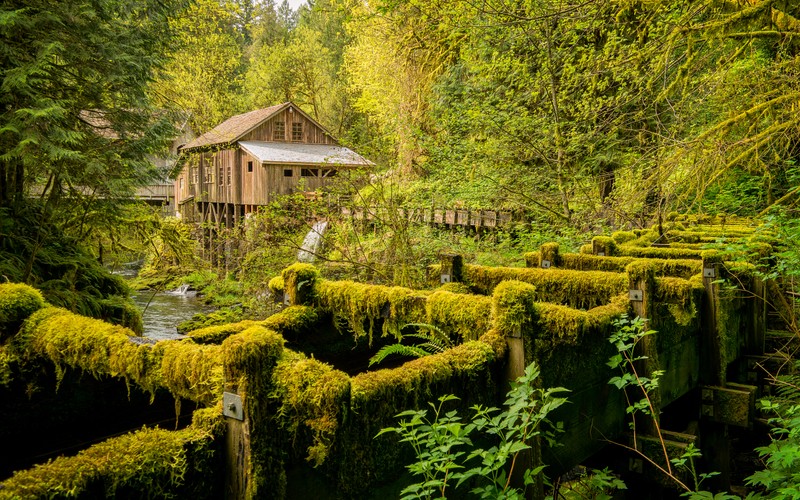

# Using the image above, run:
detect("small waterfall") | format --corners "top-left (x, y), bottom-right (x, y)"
top-left (297, 221), bottom-right (329, 263)
top-left (165, 284), bottom-right (194, 296)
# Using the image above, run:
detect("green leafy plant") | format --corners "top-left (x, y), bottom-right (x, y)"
top-left (369, 323), bottom-right (454, 367)
top-left (745, 399), bottom-right (800, 498)
top-left (607, 315), bottom-right (732, 497)
top-left (378, 362), bottom-right (569, 499)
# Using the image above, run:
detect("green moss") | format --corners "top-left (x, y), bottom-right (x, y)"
top-left (463, 264), bottom-right (628, 309)
top-left (532, 294), bottom-right (628, 343)
top-left (0, 283), bottom-right (45, 339)
top-left (540, 242), bottom-right (561, 266)
top-left (437, 282), bottom-right (472, 294)
top-left (177, 307), bottom-right (246, 335)
top-left (271, 353), bottom-right (350, 467)
top-left (550, 254), bottom-right (702, 278)
top-left (15, 306), bottom-right (224, 404)
top-left (492, 280), bottom-right (537, 336)
top-left (426, 290), bottom-right (492, 341)
top-left (523, 251), bottom-right (541, 268)
top-left (268, 275), bottom-right (285, 297)
top-left (0, 419), bottom-right (222, 499)
top-left (313, 280), bottom-right (426, 344)
top-left (221, 325), bottom-right (285, 381)
top-left (220, 325), bottom-right (286, 497)
top-left (98, 296), bottom-right (143, 334)
top-left (611, 231), bottom-right (636, 244)
top-left (186, 320), bottom-right (260, 345)
top-left (262, 306), bottom-right (318, 335)
top-left (617, 245), bottom-right (705, 260)
top-left (592, 236), bottom-right (617, 256)
top-left (282, 263), bottom-right (321, 305)
top-left (579, 243), bottom-right (592, 254)
top-left (654, 277), bottom-right (704, 326)
top-left (154, 341), bottom-right (224, 405)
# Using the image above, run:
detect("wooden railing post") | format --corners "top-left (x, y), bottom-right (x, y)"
top-left (626, 262), bottom-right (660, 435)
top-left (438, 253), bottom-right (463, 284)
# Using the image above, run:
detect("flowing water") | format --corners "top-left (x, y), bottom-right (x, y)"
top-left (131, 290), bottom-right (212, 340)
top-left (297, 220), bottom-right (329, 263)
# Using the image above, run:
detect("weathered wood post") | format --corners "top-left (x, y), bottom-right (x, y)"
top-left (281, 263), bottom-right (320, 306)
top-left (221, 326), bottom-right (286, 499)
top-left (539, 242), bottom-right (560, 269)
top-left (625, 261), bottom-right (660, 436)
top-left (592, 236), bottom-right (617, 257)
top-left (492, 280), bottom-right (540, 499)
top-left (438, 253), bottom-right (463, 284)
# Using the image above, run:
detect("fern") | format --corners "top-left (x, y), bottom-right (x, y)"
top-left (368, 323), bottom-right (456, 367)
top-left (369, 344), bottom-right (431, 367)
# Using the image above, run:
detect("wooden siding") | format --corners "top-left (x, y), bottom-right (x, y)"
top-left (240, 108), bottom-right (336, 145)
top-left (177, 105), bottom-right (353, 221)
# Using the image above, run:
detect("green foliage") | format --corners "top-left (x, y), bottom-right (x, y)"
top-left (746, 400), bottom-right (800, 498)
top-left (378, 362), bottom-right (569, 499)
top-left (607, 315), bottom-right (662, 419)
top-left (0, 0), bottom-right (185, 207)
top-left (369, 323), bottom-right (454, 367)
top-left (0, 283), bottom-right (45, 339)
top-left (0, 415), bottom-right (222, 499)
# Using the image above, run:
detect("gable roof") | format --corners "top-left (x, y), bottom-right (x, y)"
top-left (239, 141), bottom-right (372, 167)
top-left (182, 103), bottom-right (289, 150)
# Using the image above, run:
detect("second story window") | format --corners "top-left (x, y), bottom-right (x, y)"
top-left (218, 165), bottom-right (224, 185)
top-left (292, 122), bottom-right (303, 141)
top-left (273, 121), bottom-right (285, 141)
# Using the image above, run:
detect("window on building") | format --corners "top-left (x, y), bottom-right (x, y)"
top-left (180, 178), bottom-right (184, 190)
top-left (273, 121), bottom-right (285, 141)
top-left (247, 161), bottom-right (253, 172)
top-left (292, 122), bottom-right (303, 141)
top-left (283, 169), bottom-right (293, 177)
top-left (322, 169), bottom-right (337, 177)
top-left (218, 165), bottom-right (224, 185)
top-left (301, 168), bottom-right (319, 177)
top-left (191, 167), bottom-right (198, 184)
top-left (227, 166), bottom-right (231, 185)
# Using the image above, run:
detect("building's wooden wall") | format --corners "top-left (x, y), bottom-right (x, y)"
top-left (241, 108), bottom-right (336, 145)
top-left (177, 106), bottom-right (347, 220)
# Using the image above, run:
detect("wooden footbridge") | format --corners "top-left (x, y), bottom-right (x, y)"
top-left (0, 216), bottom-right (788, 498)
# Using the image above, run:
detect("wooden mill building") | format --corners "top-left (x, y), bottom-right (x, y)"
top-left (175, 102), bottom-right (371, 226)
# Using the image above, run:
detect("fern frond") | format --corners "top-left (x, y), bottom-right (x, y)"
top-left (369, 344), bottom-right (430, 367)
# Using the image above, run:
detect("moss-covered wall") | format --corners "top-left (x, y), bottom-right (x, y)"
top-left (462, 264), bottom-right (628, 309)
top-left (0, 407), bottom-right (225, 499)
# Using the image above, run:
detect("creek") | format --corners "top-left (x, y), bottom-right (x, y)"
top-left (131, 290), bottom-right (212, 339)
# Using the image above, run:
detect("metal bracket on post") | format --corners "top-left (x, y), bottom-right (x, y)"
top-left (629, 289), bottom-right (643, 302)
top-left (540, 260), bottom-right (551, 269)
top-left (703, 267), bottom-right (716, 278)
top-left (223, 392), bottom-right (244, 421)
top-left (597, 252), bottom-right (605, 257)
top-left (440, 274), bottom-right (451, 284)
top-left (283, 292), bottom-right (290, 306)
